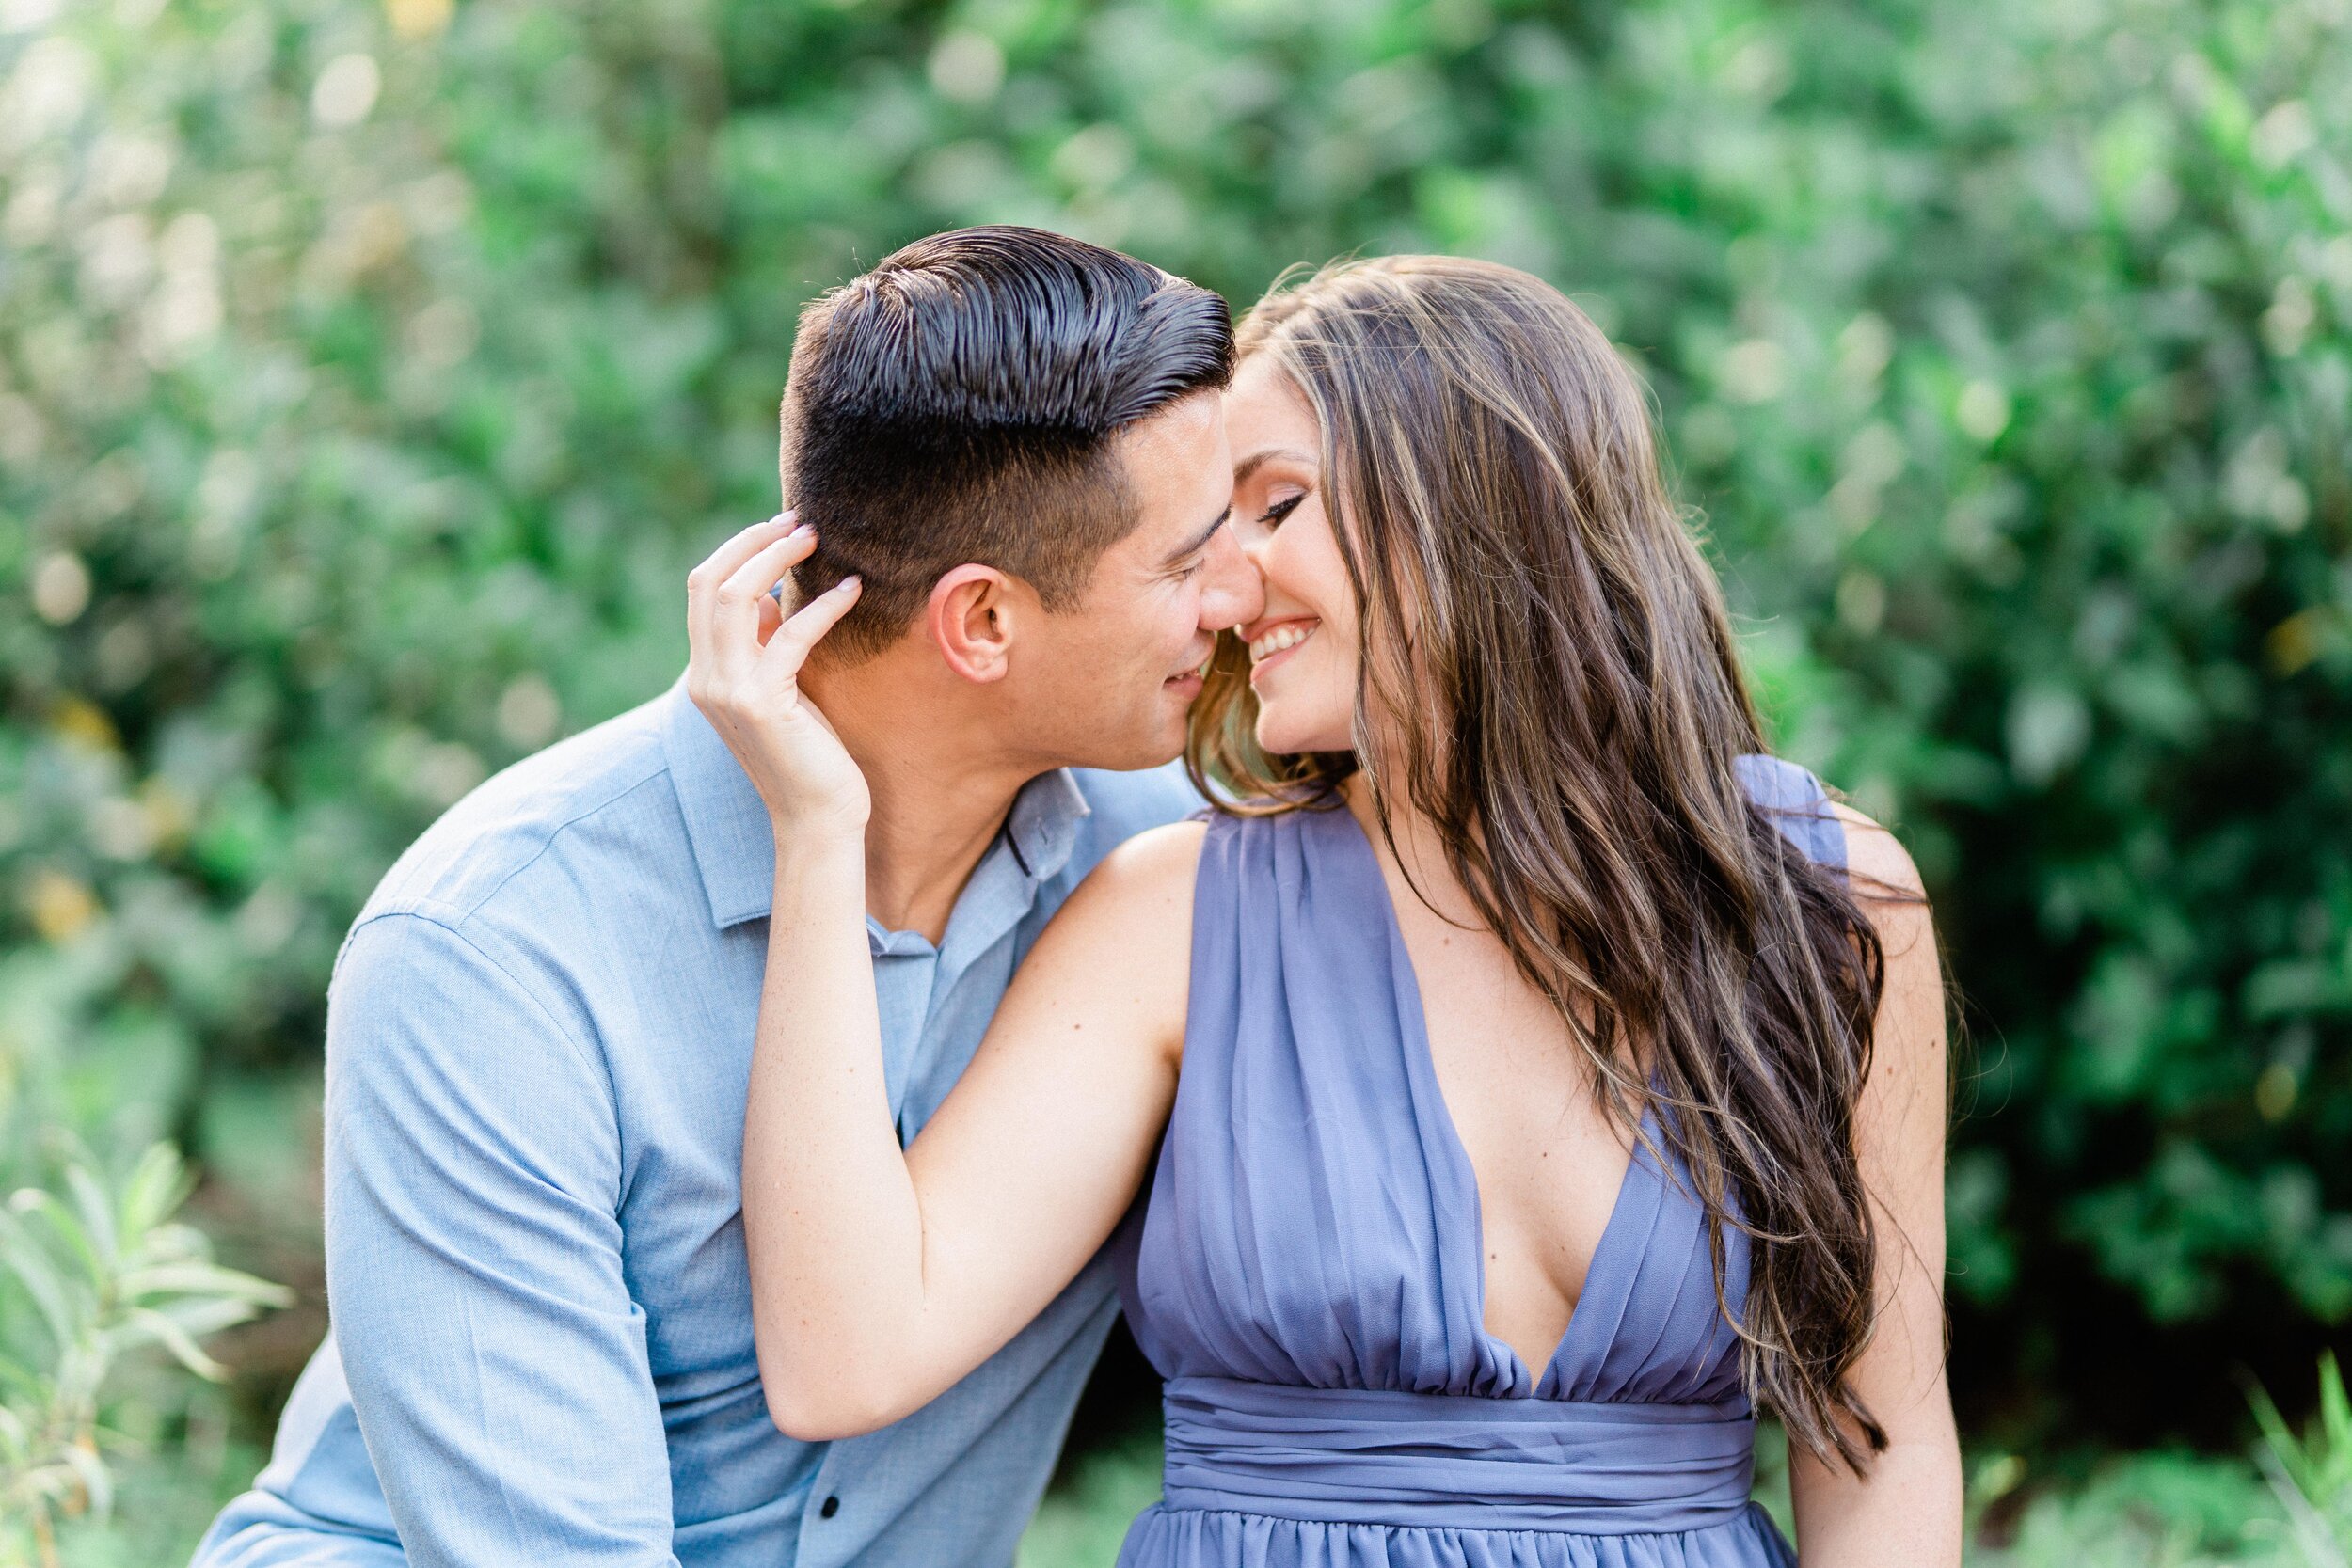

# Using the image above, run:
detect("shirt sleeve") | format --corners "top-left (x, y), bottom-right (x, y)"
top-left (323, 911), bottom-right (681, 1568)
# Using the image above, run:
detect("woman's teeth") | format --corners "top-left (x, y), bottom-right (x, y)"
top-left (1248, 623), bottom-right (1315, 663)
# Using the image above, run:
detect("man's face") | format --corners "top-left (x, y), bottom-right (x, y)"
top-left (999, 392), bottom-right (1262, 771)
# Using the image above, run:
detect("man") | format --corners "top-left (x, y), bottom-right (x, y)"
top-left (193, 227), bottom-right (1260, 1567)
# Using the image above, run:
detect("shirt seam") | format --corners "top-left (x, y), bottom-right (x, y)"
top-left (361, 765), bottom-right (679, 939)
top-left (340, 905), bottom-right (620, 1124)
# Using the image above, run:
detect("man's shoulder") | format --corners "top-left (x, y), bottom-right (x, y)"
top-left (357, 690), bottom-right (687, 938)
top-left (1065, 761), bottom-right (1205, 854)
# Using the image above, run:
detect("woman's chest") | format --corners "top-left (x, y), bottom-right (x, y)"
top-left (1388, 887), bottom-right (1635, 1339)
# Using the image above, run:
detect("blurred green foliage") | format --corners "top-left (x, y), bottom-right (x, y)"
top-left (2252, 1352), bottom-right (2352, 1562)
top-left (0, 0), bottom-right (2346, 1476)
top-left (0, 1140), bottom-right (286, 1565)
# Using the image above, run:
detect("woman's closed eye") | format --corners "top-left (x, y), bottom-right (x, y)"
top-left (1258, 493), bottom-right (1306, 528)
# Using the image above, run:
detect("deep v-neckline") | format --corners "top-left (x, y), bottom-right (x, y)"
top-left (1331, 805), bottom-right (1646, 1393)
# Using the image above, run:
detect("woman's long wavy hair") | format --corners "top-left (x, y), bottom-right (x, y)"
top-left (1188, 256), bottom-right (1894, 1471)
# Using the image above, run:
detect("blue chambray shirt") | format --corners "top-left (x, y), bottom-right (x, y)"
top-left (192, 680), bottom-right (1200, 1568)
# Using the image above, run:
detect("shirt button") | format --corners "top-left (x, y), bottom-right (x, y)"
top-left (818, 1495), bottom-right (840, 1519)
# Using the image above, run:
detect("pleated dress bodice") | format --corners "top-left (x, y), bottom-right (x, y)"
top-left (1112, 757), bottom-right (1843, 1567)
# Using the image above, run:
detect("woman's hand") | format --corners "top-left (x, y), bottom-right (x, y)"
top-left (686, 513), bottom-right (869, 838)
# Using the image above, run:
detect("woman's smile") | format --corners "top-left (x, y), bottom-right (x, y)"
top-left (1246, 617), bottom-right (1319, 678)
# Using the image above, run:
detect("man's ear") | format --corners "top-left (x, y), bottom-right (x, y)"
top-left (925, 564), bottom-right (1023, 684)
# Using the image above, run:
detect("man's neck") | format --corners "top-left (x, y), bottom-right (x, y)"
top-left (802, 655), bottom-right (1041, 945)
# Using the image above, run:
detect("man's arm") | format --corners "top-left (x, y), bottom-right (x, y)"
top-left (326, 911), bottom-right (678, 1568)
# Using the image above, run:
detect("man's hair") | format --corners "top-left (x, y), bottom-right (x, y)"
top-left (781, 226), bottom-right (1234, 658)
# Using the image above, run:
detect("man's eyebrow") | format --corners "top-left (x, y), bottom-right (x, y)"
top-left (1233, 448), bottom-right (1317, 485)
top-left (1161, 504), bottom-right (1232, 567)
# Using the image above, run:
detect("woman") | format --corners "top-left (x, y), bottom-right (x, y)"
top-left (692, 257), bottom-right (1962, 1564)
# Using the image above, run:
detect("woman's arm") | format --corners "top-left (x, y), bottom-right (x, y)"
top-left (750, 822), bottom-right (1195, 1439)
top-left (685, 515), bottom-right (1196, 1441)
top-left (1788, 806), bottom-right (1963, 1565)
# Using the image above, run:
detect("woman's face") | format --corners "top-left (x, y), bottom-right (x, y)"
top-left (1225, 355), bottom-right (1359, 756)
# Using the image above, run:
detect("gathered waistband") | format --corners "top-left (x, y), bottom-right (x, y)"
top-left (1159, 1376), bottom-right (1756, 1535)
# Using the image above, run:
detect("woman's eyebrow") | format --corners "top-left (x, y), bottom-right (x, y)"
top-left (1233, 448), bottom-right (1317, 484)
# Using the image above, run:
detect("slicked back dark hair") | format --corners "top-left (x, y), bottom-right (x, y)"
top-left (782, 226), bottom-right (1234, 657)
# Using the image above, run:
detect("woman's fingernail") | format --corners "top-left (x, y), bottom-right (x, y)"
top-left (788, 521), bottom-right (815, 540)
top-left (838, 575), bottom-right (861, 592)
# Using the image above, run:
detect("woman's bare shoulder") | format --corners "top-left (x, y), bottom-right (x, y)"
top-left (1825, 803), bottom-right (1942, 1028)
top-left (1008, 818), bottom-right (1208, 1066)
top-left (1826, 801), bottom-right (1927, 901)
top-left (1035, 817), bottom-right (1208, 960)
top-left (1089, 816), bottom-right (1212, 891)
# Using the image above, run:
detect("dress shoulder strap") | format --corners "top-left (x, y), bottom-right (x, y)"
top-left (1730, 753), bottom-right (1847, 872)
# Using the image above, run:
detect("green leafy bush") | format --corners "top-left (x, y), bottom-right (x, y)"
top-left (0, 1141), bottom-right (287, 1566)
top-left (0, 0), bottom-right (2344, 1456)
top-left (2252, 1352), bottom-right (2352, 1563)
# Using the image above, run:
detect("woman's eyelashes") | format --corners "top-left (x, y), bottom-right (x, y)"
top-left (1257, 493), bottom-right (1306, 529)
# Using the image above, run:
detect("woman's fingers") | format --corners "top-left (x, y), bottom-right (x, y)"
top-left (686, 514), bottom-right (852, 733)
top-left (688, 513), bottom-right (797, 675)
top-left (702, 513), bottom-right (799, 589)
top-left (722, 522), bottom-right (819, 603)
top-left (683, 530), bottom-right (869, 829)
top-left (763, 575), bottom-right (863, 676)
top-left (710, 525), bottom-right (818, 686)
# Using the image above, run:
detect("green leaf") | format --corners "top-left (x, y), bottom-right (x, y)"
top-left (119, 1307), bottom-right (230, 1384)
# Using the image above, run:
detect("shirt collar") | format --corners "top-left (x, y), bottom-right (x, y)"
top-left (659, 677), bottom-right (1093, 930)
top-left (1000, 766), bottom-right (1089, 885)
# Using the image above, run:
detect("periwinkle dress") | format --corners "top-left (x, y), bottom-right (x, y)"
top-left (1114, 758), bottom-right (1843, 1568)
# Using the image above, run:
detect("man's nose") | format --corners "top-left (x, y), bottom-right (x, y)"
top-left (1198, 525), bottom-right (1264, 630)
